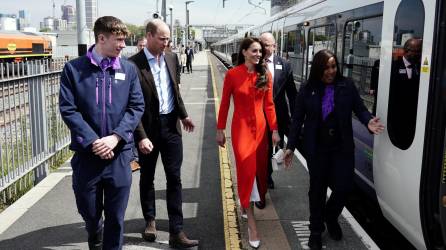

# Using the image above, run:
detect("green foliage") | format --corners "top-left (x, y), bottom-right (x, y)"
top-left (126, 23), bottom-right (146, 45)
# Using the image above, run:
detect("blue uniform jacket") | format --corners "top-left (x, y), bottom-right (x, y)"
top-left (287, 77), bottom-right (372, 157)
top-left (59, 53), bottom-right (145, 154)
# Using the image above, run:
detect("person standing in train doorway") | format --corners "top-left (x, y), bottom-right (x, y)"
top-left (128, 19), bottom-right (199, 248)
top-left (283, 50), bottom-right (384, 250)
top-left (257, 32), bottom-right (297, 208)
top-left (59, 16), bottom-right (145, 250)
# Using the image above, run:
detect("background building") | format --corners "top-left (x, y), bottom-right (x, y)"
top-left (61, 5), bottom-right (76, 30)
top-left (0, 14), bottom-right (17, 31)
top-left (85, 0), bottom-right (98, 29)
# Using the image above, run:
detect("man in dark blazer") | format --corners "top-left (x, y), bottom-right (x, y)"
top-left (185, 45), bottom-right (194, 73)
top-left (387, 38), bottom-right (422, 149)
top-left (128, 19), bottom-right (198, 248)
top-left (257, 32), bottom-right (297, 208)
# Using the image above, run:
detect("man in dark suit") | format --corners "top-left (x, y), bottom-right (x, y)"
top-left (128, 19), bottom-right (198, 248)
top-left (257, 32), bottom-right (297, 208)
top-left (387, 38), bottom-right (422, 149)
top-left (185, 45), bottom-right (194, 73)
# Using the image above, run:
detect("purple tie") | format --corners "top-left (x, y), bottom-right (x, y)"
top-left (100, 58), bottom-right (110, 70)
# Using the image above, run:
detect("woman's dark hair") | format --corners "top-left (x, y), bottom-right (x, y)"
top-left (237, 37), bottom-right (268, 89)
top-left (308, 49), bottom-right (343, 86)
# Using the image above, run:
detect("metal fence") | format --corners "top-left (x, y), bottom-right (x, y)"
top-left (0, 58), bottom-right (72, 198)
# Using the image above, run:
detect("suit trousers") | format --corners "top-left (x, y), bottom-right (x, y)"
top-left (306, 149), bottom-right (354, 233)
top-left (139, 113), bottom-right (184, 234)
top-left (71, 150), bottom-right (132, 250)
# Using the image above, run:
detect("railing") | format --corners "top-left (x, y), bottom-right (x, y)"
top-left (0, 58), bottom-right (72, 204)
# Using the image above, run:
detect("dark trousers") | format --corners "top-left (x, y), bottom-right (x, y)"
top-left (306, 150), bottom-right (354, 233)
top-left (186, 60), bottom-right (192, 73)
top-left (139, 113), bottom-right (184, 234)
top-left (71, 150), bottom-right (132, 250)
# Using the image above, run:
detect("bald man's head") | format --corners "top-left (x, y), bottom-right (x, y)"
top-left (146, 19), bottom-right (171, 56)
top-left (259, 32), bottom-right (276, 58)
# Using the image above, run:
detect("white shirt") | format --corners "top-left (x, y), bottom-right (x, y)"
top-left (266, 54), bottom-right (275, 80)
top-left (402, 56), bottom-right (414, 79)
top-left (143, 47), bottom-right (174, 114)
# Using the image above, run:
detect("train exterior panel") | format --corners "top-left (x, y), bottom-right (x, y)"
top-left (212, 0), bottom-right (446, 249)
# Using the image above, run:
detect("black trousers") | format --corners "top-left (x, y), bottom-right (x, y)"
top-left (266, 129), bottom-right (285, 187)
top-left (306, 150), bottom-right (354, 233)
top-left (186, 60), bottom-right (192, 73)
top-left (139, 113), bottom-right (184, 234)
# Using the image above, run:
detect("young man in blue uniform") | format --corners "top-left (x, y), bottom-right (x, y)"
top-left (59, 16), bottom-right (144, 250)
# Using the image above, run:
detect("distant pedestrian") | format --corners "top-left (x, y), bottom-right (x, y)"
top-left (284, 49), bottom-right (384, 250)
top-left (136, 37), bottom-right (147, 52)
top-left (185, 44), bottom-right (194, 73)
top-left (216, 37), bottom-right (280, 249)
top-left (180, 44), bottom-right (187, 73)
top-left (59, 16), bottom-right (145, 250)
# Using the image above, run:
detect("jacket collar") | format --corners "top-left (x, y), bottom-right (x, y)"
top-left (86, 44), bottom-right (121, 70)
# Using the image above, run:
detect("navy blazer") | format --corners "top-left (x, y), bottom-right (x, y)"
top-left (287, 77), bottom-right (372, 156)
top-left (272, 56), bottom-right (297, 136)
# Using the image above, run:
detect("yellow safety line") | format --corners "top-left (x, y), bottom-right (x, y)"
top-left (208, 53), bottom-right (241, 250)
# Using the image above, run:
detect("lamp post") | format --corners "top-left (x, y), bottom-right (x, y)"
top-left (185, 1), bottom-right (194, 47)
top-left (168, 5), bottom-right (173, 44)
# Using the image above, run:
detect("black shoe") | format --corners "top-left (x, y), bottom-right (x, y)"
top-left (326, 220), bottom-right (343, 241)
top-left (88, 229), bottom-right (103, 250)
top-left (254, 201), bottom-right (265, 209)
top-left (308, 233), bottom-right (322, 250)
top-left (169, 231), bottom-right (199, 248)
top-left (142, 219), bottom-right (157, 242)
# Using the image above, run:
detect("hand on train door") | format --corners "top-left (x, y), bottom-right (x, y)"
top-left (368, 117), bottom-right (385, 135)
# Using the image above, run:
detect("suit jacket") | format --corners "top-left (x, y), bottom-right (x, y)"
top-left (129, 50), bottom-right (188, 143)
top-left (287, 77), bottom-right (372, 157)
top-left (387, 57), bottom-right (420, 149)
top-left (271, 56), bottom-right (297, 136)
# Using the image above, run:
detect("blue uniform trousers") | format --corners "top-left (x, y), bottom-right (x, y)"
top-left (71, 149), bottom-right (132, 250)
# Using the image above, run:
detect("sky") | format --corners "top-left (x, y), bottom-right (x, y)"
top-left (2, 0), bottom-right (271, 28)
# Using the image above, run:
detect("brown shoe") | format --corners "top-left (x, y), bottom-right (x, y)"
top-left (142, 220), bottom-right (157, 242)
top-left (130, 160), bottom-right (141, 172)
top-left (169, 231), bottom-right (199, 248)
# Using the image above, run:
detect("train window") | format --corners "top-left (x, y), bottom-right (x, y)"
top-left (387, 0), bottom-right (424, 150)
top-left (286, 26), bottom-right (305, 83)
top-left (307, 24), bottom-right (336, 79)
top-left (343, 16), bottom-right (383, 114)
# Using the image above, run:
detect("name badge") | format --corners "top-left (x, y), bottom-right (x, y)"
top-left (275, 64), bottom-right (283, 70)
top-left (399, 69), bottom-right (407, 74)
top-left (115, 72), bottom-right (126, 80)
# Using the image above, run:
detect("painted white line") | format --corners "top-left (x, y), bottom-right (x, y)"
top-left (190, 87), bottom-right (207, 90)
top-left (0, 161), bottom-right (72, 234)
top-left (184, 102), bottom-right (214, 105)
top-left (284, 136), bottom-right (380, 250)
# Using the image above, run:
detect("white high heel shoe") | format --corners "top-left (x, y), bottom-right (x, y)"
top-left (248, 228), bottom-right (261, 249)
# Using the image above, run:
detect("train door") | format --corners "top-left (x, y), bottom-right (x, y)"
top-left (373, 0), bottom-right (438, 249)
top-left (284, 24), bottom-right (305, 86)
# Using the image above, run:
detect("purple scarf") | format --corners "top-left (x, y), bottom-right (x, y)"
top-left (321, 85), bottom-right (334, 121)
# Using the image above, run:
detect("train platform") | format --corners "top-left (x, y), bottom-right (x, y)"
top-left (0, 50), bottom-right (378, 250)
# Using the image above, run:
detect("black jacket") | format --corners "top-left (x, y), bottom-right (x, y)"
top-left (287, 77), bottom-right (372, 156)
top-left (129, 50), bottom-right (188, 143)
top-left (272, 56), bottom-right (297, 136)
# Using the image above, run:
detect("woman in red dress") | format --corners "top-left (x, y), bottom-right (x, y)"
top-left (216, 37), bottom-right (280, 248)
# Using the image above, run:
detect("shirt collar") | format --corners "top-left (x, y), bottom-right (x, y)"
top-left (266, 55), bottom-right (274, 63)
top-left (403, 56), bottom-right (411, 68)
top-left (86, 44), bottom-right (121, 70)
top-left (143, 47), bottom-right (165, 63)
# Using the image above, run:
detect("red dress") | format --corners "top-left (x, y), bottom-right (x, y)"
top-left (217, 64), bottom-right (277, 209)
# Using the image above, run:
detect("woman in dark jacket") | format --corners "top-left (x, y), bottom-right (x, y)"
top-left (284, 50), bottom-right (384, 250)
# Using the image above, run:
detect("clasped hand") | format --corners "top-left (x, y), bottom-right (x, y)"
top-left (92, 134), bottom-right (120, 160)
